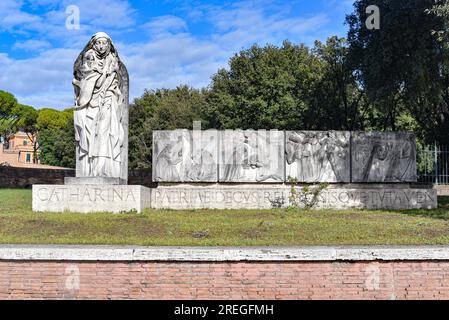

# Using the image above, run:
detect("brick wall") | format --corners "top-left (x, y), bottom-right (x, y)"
top-left (0, 167), bottom-right (155, 188)
top-left (0, 166), bottom-right (75, 188)
top-left (1, 260), bottom-right (448, 300)
top-left (0, 146), bottom-right (19, 165)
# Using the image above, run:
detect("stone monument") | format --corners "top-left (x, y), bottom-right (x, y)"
top-left (351, 131), bottom-right (416, 182)
top-left (151, 130), bottom-right (437, 210)
top-left (218, 130), bottom-right (284, 183)
top-left (33, 32), bottom-right (151, 213)
top-left (153, 129), bottom-right (218, 182)
top-left (286, 131), bottom-right (350, 183)
top-left (31, 33), bottom-right (437, 212)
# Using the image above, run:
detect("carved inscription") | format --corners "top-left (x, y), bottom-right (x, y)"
top-left (318, 190), bottom-right (435, 208)
top-left (36, 187), bottom-right (136, 203)
top-left (153, 189), bottom-right (289, 209)
top-left (151, 187), bottom-right (436, 210)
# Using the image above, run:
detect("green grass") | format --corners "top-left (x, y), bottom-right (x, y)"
top-left (2, 188), bottom-right (449, 246)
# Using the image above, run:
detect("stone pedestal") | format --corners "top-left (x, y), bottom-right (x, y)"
top-left (32, 185), bottom-right (151, 213)
top-left (150, 183), bottom-right (437, 210)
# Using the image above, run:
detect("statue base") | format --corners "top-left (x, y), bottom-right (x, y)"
top-left (32, 183), bottom-right (437, 212)
top-left (32, 184), bottom-right (151, 213)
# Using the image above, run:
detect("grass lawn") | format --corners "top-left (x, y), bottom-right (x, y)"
top-left (1, 188), bottom-right (449, 246)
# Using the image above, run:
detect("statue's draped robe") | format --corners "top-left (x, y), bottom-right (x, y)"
top-left (74, 48), bottom-right (125, 178)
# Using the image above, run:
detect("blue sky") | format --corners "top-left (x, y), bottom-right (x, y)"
top-left (0, 0), bottom-right (355, 109)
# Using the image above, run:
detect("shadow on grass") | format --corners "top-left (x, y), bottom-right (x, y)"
top-left (396, 196), bottom-right (449, 220)
top-left (438, 196), bottom-right (449, 208)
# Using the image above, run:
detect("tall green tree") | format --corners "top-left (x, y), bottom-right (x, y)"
top-left (129, 86), bottom-right (207, 170)
top-left (206, 39), bottom-right (369, 131)
top-left (0, 91), bottom-right (19, 147)
top-left (206, 41), bottom-right (321, 130)
top-left (37, 108), bottom-right (72, 129)
top-left (429, 0), bottom-right (449, 43)
top-left (36, 108), bottom-right (75, 168)
top-left (15, 104), bottom-right (39, 162)
top-left (347, 0), bottom-right (447, 141)
top-left (0, 90), bottom-right (17, 117)
top-left (310, 37), bottom-right (371, 130)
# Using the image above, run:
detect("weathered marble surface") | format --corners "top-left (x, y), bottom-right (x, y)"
top-left (1, 245), bottom-right (449, 262)
top-left (64, 177), bottom-right (125, 185)
top-left (286, 131), bottom-right (350, 182)
top-left (153, 184), bottom-right (289, 209)
top-left (152, 130), bottom-right (218, 182)
top-left (73, 32), bottom-right (129, 183)
top-left (218, 130), bottom-right (285, 183)
top-left (351, 132), bottom-right (417, 182)
top-left (151, 184), bottom-right (436, 210)
top-left (152, 130), bottom-right (418, 184)
top-left (32, 185), bottom-right (151, 213)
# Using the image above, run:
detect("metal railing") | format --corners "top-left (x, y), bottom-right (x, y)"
top-left (418, 144), bottom-right (449, 185)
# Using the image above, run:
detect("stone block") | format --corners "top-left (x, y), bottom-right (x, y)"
top-left (317, 184), bottom-right (436, 210)
top-left (152, 130), bottom-right (218, 182)
top-left (218, 130), bottom-right (285, 183)
top-left (152, 184), bottom-right (289, 209)
top-left (151, 184), bottom-right (437, 210)
top-left (32, 185), bottom-right (151, 213)
top-left (351, 132), bottom-right (417, 182)
top-left (286, 131), bottom-right (350, 182)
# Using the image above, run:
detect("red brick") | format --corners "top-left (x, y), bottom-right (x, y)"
top-left (0, 260), bottom-right (449, 299)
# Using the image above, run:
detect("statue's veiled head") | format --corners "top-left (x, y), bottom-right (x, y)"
top-left (94, 37), bottom-right (110, 55)
top-left (88, 32), bottom-right (114, 57)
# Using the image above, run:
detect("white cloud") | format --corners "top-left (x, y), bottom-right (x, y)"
top-left (64, 0), bottom-right (136, 29)
top-left (0, 0), bottom-right (136, 41)
top-left (206, 1), bottom-right (329, 47)
top-left (0, 0), bottom-right (41, 32)
top-left (0, 49), bottom-right (78, 108)
top-left (13, 39), bottom-right (52, 51)
top-left (0, 0), bottom-right (337, 109)
top-left (0, 0), bottom-right (23, 14)
top-left (119, 33), bottom-right (223, 99)
top-left (142, 15), bottom-right (187, 37)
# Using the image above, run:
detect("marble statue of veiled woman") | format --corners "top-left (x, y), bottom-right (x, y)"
top-left (73, 32), bottom-right (128, 180)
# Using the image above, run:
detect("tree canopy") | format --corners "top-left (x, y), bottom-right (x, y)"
top-left (347, 0), bottom-right (449, 142)
top-left (36, 108), bottom-right (75, 168)
top-left (0, 90), bottom-right (18, 118)
top-left (129, 86), bottom-right (207, 170)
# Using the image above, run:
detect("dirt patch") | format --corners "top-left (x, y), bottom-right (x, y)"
top-left (411, 225), bottom-right (449, 238)
top-left (242, 229), bottom-right (263, 239)
top-left (10, 219), bottom-right (76, 236)
top-left (2, 217), bottom-right (167, 239)
top-left (192, 231), bottom-right (209, 239)
top-left (94, 219), bottom-right (167, 238)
